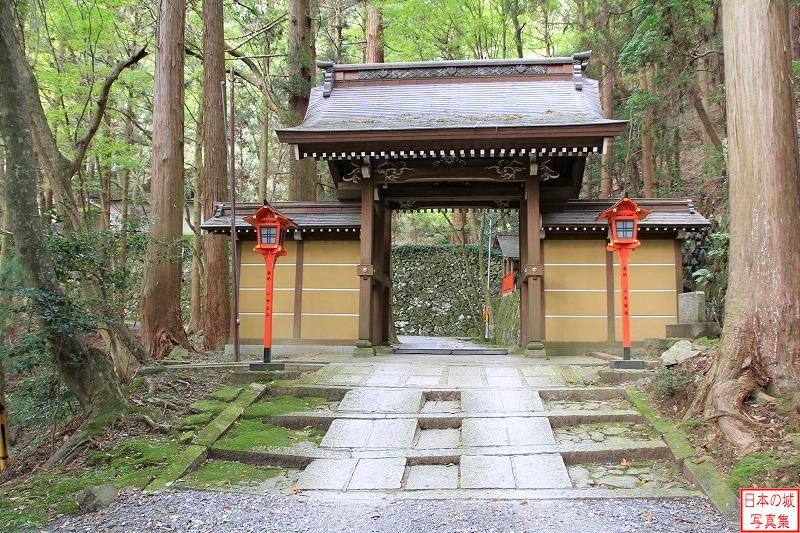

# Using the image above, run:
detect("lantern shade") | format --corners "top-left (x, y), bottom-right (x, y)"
top-left (614, 219), bottom-right (635, 240)
top-left (259, 225), bottom-right (278, 245)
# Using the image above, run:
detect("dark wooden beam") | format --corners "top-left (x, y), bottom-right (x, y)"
top-left (293, 239), bottom-right (305, 340)
top-left (358, 180), bottom-right (375, 346)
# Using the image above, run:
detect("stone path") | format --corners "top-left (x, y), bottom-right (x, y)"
top-left (290, 352), bottom-right (671, 497)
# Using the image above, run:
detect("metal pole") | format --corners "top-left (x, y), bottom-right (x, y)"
top-left (222, 71), bottom-right (240, 363)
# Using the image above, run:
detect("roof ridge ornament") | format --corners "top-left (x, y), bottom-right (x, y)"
top-left (317, 60), bottom-right (335, 97)
top-left (572, 50), bottom-right (591, 92)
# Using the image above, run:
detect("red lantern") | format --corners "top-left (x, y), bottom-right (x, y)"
top-left (244, 202), bottom-right (297, 364)
top-left (597, 197), bottom-right (651, 366)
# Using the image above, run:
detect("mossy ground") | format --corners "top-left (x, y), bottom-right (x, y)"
top-left (189, 398), bottom-right (228, 414)
top-left (728, 451), bottom-right (800, 489)
top-left (213, 419), bottom-right (325, 451)
top-left (242, 395), bottom-right (326, 418)
top-left (0, 437), bottom-right (180, 531)
top-left (207, 386), bottom-right (243, 402)
top-left (182, 412), bottom-right (214, 428)
top-left (176, 460), bottom-right (282, 489)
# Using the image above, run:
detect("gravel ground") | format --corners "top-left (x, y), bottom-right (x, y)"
top-left (49, 489), bottom-right (735, 533)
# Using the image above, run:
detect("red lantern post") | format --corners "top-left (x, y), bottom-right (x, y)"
top-left (597, 197), bottom-right (652, 369)
top-left (244, 202), bottom-right (297, 370)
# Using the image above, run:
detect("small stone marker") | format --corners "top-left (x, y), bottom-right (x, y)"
top-left (678, 291), bottom-right (707, 323)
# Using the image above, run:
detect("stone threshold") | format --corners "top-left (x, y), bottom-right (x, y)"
top-left (208, 440), bottom-right (670, 467)
top-left (293, 487), bottom-right (702, 500)
top-left (269, 385), bottom-right (627, 401)
top-left (261, 409), bottom-right (644, 430)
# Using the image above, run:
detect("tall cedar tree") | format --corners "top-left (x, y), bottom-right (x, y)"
top-left (366, 1), bottom-right (385, 63)
top-left (0, 1), bottom-right (127, 446)
top-left (202, 0), bottom-right (232, 350)
top-left (696, 0), bottom-right (800, 452)
top-left (139, 0), bottom-right (191, 359)
top-left (288, 0), bottom-right (317, 200)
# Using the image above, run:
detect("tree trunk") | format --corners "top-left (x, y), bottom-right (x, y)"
top-left (202, 0), bottom-right (232, 350)
top-left (703, 0), bottom-right (800, 453)
top-left (257, 52), bottom-right (270, 201)
top-left (791, 2), bottom-right (800, 60)
top-left (640, 70), bottom-right (655, 197)
top-left (139, 0), bottom-right (190, 359)
top-left (287, 0), bottom-right (317, 200)
top-left (0, 10), bottom-right (127, 416)
top-left (366, 2), bottom-right (385, 63)
top-left (189, 103), bottom-right (204, 335)
top-left (119, 100), bottom-right (133, 320)
top-left (599, 0), bottom-right (613, 198)
top-left (688, 85), bottom-right (723, 151)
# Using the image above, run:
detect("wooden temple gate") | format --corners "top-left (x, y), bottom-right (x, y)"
top-left (276, 54), bottom-right (628, 354)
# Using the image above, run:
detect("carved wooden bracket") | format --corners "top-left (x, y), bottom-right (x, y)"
top-left (522, 264), bottom-right (544, 280)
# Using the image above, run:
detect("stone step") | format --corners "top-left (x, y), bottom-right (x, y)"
top-left (393, 348), bottom-right (509, 355)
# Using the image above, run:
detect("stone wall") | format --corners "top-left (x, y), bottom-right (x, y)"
top-left (392, 244), bottom-right (502, 337)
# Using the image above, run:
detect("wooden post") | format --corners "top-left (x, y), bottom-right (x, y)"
top-left (292, 238), bottom-right (304, 339)
top-left (371, 198), bottom-right (384, 345)
top-left (381, 203), bottom-right (392, 344)
top-left (523, 177), bottom-right (545, 355)
top-left (518, 200), bottom-right (529, 347)
top-left (356, 179), bottom-right (375, 355)
top-left (605, 249), bottom-right (616, 342)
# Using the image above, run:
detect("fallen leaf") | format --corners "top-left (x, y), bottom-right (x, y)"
top-left (620, 458), bottom-right (632, 468)
top-left (692, 457), bottom-right (706, 464)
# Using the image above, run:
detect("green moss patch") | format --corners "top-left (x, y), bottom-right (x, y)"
top-left (189, 399), bottom-right (228, 415)
top-left (176, 460), bottom-right (282, 489)
top-left (243, 395), bottom-right (326, 418)
top-left (85, 437), bottom-right (181, 489)
top-left (182, 412), bottom-right (214, 428)
top-left (213, 419), bottom-right (324, 451)
top-left (208, 386), bottom-right (243, 402)
top-left (728, 451), bottom-right (800, 490)
top-left (0, 437), bottom-right (181, 530)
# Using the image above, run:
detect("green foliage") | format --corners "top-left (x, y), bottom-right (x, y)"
top-left (727, 451), bottom-right (800, 490)
top-left (652, 367), bottom-right (691, 397)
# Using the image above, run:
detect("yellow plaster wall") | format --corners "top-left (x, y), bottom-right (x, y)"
top-left (237, 239), bottom-right (360, 343)
top-left (543, 238), bottom-right (679, 342)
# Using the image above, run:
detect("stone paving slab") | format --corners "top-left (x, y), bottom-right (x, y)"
top-left (461, 390), bottom-right (544, 412)
top-left (296, 459), bottom-right (358, 490)
top-left (405, 464), bottom-right (459, 490)
top-left (405, 375), bottom-right (441, 387)
top-left (362, 374), bottom-right (404, 386)
top-left (461, 417), bottom-right (555, 447)
top-left (460, 455), bottom-right (515, 488)
top-left (365, 419), bottom-right (418, 448)
top-left (320, 419), bottom-right (372, 448)
top-left (348, 458), bottom-right (406, 489)
top-left (337, 388), bottom-right (424, 413)
top-left (512, 454), bottom-right (572, 489)
top-left (447, 367), bottom-right (485, 388)
top-left (506, 417), bottom-right (556, 445)
top-left (415, 428), bottom-right (461, 449)
top-left (485, 367), bottom-right (520, 377)
top-left (486, 375), bottom-right (524, 388)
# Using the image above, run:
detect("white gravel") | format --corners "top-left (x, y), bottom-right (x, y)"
top-left (48, 489), bottom-right (736, 532)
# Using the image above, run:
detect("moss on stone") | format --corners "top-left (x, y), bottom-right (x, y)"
top-left (182, 412), bottom-right (214, 428)
top-left (176, 460), bottom-right (282, 489)
top-left (213, 419), bottom-right (324, 451)
top-left (193, 404), bottom-right (244, 447)
top-left (146, 445), bottom-right (208, 492)
top-left (727, 451), bottom-right (800, 489)
top-left (208, 386), bottom-right (243, 402)
top-left (189, 399), bottom-right (228, 415)
top-left (85, 437), bottom-right (181, 488)
top-left (242, 395), bottom-right (326, 419)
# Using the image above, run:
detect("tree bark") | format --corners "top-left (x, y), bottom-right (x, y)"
top-left (366, 2), bottom-right (385, 63)
top-left (599, 0), bottom-right (614, 198)
top-left (688, 85), bottom-right (723, 150)
top-left (139, 0), bottom-right (191, 359)
top-left (640, 70), bottom-right (656, 197)
top-left (704, 0), bottom-right (800, 453)
top-left (287, 0), bottom-right (317, 200)
top-left (202, 0), bottom-right (232, 350)
top-left (0, 7), bottom-right (127, 415)
top-left (189, 103), bottom-right (204, 335)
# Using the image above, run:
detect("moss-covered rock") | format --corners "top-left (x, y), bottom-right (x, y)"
top-left (242, 395), bottom-right (326, 419)
top-left (176, 460), bottom-right (282, 489)
top-left (189, 399), bottom-right (228, 415)
top-left (182, 412), bottom-right (214, 429)
top-left (208, 386), bottom-right (244, 402)
top-left (213, 419), bottom-right (324, 451)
